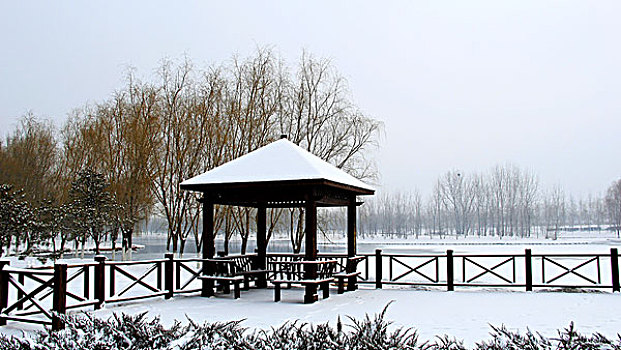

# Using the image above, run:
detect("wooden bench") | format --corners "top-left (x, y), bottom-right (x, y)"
top-left (198, 259), bottom-right (244, 299)
top-left (334, 256), bottom-right (365, 294)
top-left (273, 278), bottom-right (332, 303)
top-left (272, 260), bottom-right (337, 303)
top-left (227, 255), bottom-right (268, 290)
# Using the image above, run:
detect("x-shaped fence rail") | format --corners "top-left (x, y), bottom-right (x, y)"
top-left (461, 256), bottom-right (516, 284)
top-left (540, 255), bottom-right (601, 285)
top-left (389, 256), bottom-right (439, 283)
top-left (107, 260), bottom-right (168, 303)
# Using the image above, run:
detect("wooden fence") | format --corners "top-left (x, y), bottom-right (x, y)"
top-left (364, 248), bottom-right (621, 292)
top-left (0, 249), bottom-right (618, 331)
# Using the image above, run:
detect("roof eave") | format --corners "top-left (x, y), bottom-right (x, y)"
top-left (180, 178), bottom-right (374, 196)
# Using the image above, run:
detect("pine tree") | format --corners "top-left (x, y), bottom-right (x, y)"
top-left (0, 184), bottom-right (31, 256)
top-left (68, 169), bottom-right (120, 255)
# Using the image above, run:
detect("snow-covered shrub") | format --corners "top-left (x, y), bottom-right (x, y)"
top-left (554, 322), bottom-right (620, 350)
top-left (346, 303), bottom-right (420, 349)
top-left (170, 319), bottom-right (250, 350)
top-left (475, 325), bottom-right (552, 350)
top-left (36, 312), bottom-right (179, 350)
top-left (1, 311), bottom-right (620, 350)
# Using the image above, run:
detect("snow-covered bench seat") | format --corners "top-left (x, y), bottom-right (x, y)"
top-left (271, 260), bottom-right (337, 303)
top-left (333, 256), bottom-right (365, 294)
top-left (198, 275), bottom-right (244, 299)
top-left (272, 278), bottom-right (333, 302)
top-left (198, 259), bottom-right (245, 299)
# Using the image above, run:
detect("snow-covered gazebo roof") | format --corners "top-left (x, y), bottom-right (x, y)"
top-left (180, 138), bottom-right (374, 206)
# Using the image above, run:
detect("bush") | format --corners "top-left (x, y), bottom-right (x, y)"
top-left (0, 309), bottom-right (619, 350)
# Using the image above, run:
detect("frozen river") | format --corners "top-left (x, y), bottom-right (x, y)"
top-left (110, 231), bottom-right (621, 261)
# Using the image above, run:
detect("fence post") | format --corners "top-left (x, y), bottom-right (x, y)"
top-left (52, 263), bottom-right (67, 331)
top-left (165, 253), bottom-right (174, 299)
top-left (83, 265), bottom-right (90, 299)
top-left (17, 273), bottom-right (24, 310)
top-left (375, 249), bottom-right (382, 289)
top-left (525, 249), bottom-right (533, 291)
top-left (156, 261), bottom-right (162, 290)
top-left (109, 263), bottom-right (115, 297)
top-left (94, 255), bottom-right (106, 310)
top-left (611, 248), bottom-right (620, 292)
top-left (0, 260), bottom-right (9, 326)
top-left (446, 250), bottom-right (454, 291)
top-left (176, 259), bottom-right (181, 290)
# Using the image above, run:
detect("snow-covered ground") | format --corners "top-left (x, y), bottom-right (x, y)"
top-left (2, 286), bottom-right (619, 346)
top-left (1, 232), bottom-right (619, 346)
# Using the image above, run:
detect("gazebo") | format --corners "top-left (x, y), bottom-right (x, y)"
top-left (180, 137), bottom-right (374, 302)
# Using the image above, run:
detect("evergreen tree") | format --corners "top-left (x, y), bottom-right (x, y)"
top-left (0, 184), bottom-right (31, 256)
top-left (68, 169), bottom-right (119, 254)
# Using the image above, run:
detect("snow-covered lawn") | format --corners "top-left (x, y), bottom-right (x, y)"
top-left (3, 285), bottom-right (618, 346)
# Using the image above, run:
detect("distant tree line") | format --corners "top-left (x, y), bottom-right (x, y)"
top-left (357, 166), bottom-right (621, 239)
top-left (0, 49), bottom-right (381, 257)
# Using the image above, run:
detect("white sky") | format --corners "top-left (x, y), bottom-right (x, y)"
top-left (1, 1), bottom-right (620, 197)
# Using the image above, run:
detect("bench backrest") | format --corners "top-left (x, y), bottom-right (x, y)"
top-left (227, 255), bottom-right (256, 273)
top-left (318, 261), bottom-right (337, 279)
top-left (346, 256), bottom-right (365, 273)
top-left (210, 260), bottom-right (236, 277)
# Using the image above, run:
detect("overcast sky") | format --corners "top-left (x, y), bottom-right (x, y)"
top-left (1, 1), bottom-right (620, 197)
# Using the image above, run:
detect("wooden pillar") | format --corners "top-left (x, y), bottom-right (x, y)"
top-left (304, 199), bottom-right (318, 303)
top-left (201, 196), bottom-right (215, 297)
top-left (347, 199), bottom-right (357, 258)
top-left (346, 199), bottom-right (358, 289)
top-left (202, 197), bottom-right (215, 259)
top-left (52, 263), bottom-right (67, 331)
top-left (305, 200), bottom-right (318, 264)
top-left (256, 205), bottom-right (267, 288)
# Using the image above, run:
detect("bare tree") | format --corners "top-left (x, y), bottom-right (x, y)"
top-left (437, 170), bottom-right (476, 236)
top-left (544, 185), bottom-right (566, 240)
top-left (276, 52), bottom-right (381, 249)
top-left (605, 179), bottom-right (621, 237)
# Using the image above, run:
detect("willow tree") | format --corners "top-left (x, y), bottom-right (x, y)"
top-left (151, 59), bottom-right (228, 255)
top-left (0, 115), bottom-right (59, 205)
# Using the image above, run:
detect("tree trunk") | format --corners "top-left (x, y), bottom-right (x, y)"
top-left (224, 234), bottom-right (230, 256)
top-left (80, 235), bottom-right (86, 259)
top-left (171, 235), bottom-right (178, 253)
top-left (241, 237), bottom-right (248, 255)
top-left (94, 236), bottom-right (100, 255)
top-left (179, 237), bottom-right (186, 257)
